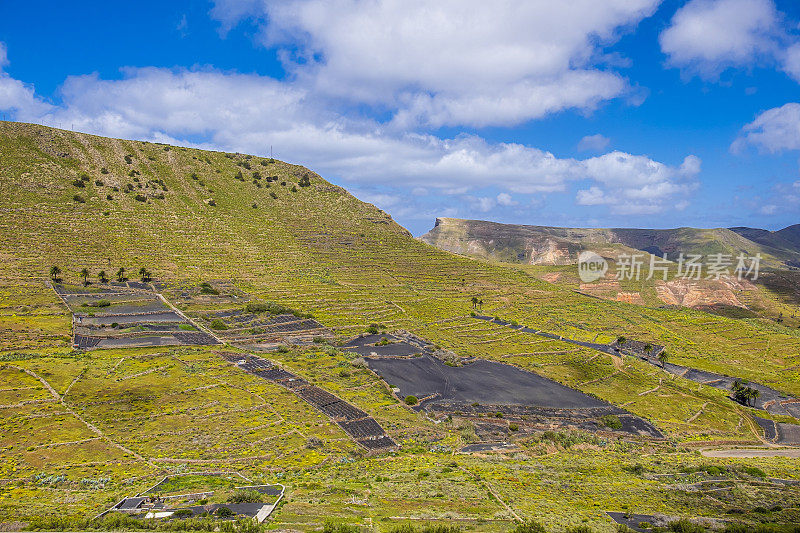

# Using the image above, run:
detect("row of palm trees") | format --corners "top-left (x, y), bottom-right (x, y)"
top-left (49, 265), bottom-right (152, 286)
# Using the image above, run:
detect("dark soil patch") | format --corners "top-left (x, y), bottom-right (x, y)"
top-left (367, 354), bottom-right (607, 408)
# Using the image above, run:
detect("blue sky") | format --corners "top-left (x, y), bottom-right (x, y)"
top-left (1, 0), bottom-right (800, 235)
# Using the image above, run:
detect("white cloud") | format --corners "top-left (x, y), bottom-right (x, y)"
top-left (576, 186), bottom-right (610, 205)
top-left (577, 134), bottom-right (611, 152)
top-left (576, 152), bottom-right (699, 214)
top-left (734, 102), bottom-right (800, 152)
top-left (212, 0), bottom-right (659, 128)
top-left (660, 0), bottom-right (800, 82)
top-left (660, 0), bottom-right (781, 78)
top-left (496, 193), bottom-right (517, 206)
top-left (0, 42), bottom-right (8, 69)
top-left (782, 43), bottom-right (800, 82)
top-left (474, 197), bottom-right (496, 212)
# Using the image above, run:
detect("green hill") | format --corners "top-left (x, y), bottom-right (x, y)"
top-left (3, 123), bottom-right (800, 530)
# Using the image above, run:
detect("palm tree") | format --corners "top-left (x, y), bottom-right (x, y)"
top-left (49, 266), bottom-right (61, 282)
top-left (748, 388), bottom-right (760, 407)
top-left (98, 270), bottom-right (108, 284)
top-left (138, 267), bottom-right (150, 282)
top-left (116, 267), bottom-right (126, 282)
top-left (80, 268), bottom-right (89, 286)
top-left (471, 296), bottom-right (478, 309)
top-left (478, 299), bottom-right (483, 311)
top-left (657, 350), bottom-right (669, 368)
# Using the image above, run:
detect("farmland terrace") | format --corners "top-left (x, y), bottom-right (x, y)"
top-left (53, 282), bottom-right (219, 349)
top-left (219, 352), bottom-right (397, 451)
top-left (477, 314), bottom-right (800, 445)
top-left (346, 334), bottom-right (663, 439)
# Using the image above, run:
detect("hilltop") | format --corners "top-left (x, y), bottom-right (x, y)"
top-left (2, 123), bottom-right (800, 530)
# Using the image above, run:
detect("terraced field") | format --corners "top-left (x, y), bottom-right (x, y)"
top-left (2, 123), bottom-right (800, 530)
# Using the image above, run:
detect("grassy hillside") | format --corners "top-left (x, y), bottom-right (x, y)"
top-left (2, 122), bottom-right (800, 530)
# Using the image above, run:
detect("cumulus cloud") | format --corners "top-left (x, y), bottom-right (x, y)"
top-left (734, 103), bottom-right (800, 153)
top-left (576, 153), bottom-right (699, 214)
top-left (496, 193), bottom-right (517, 206)
top-left (660, 0), bottom-right (800, 81)
top-left (660, 0), bottom-right (781, 77)
top-left (212, 0), bottom-right (659, 128)
top-left (577, 134), bottom-right (611, 152)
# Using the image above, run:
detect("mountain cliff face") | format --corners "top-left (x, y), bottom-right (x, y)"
top-left (420, 217), bottom-right (800, 268)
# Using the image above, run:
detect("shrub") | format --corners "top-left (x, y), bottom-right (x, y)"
top-left (323, 522), bottom-right (360, 533)
top-left (210, 319), bottom-right (228, 330)
top-left (199, 282), bottom-right (220, 295)
top-left (741, 465), bottom-right (766, 478)
top-left (73, 194), bottom-right (86, 203)
top-left (100, 167), bottom-right (109, 174)
top-left (72, 179), bottom-right (85, 187)
top-left (405, 395), bottom-right (418, 405)
top-left (366, 326), bottom-right (379, 334)
top-left (215, 506), bottom-right (235, 518)
top-left (600, 414), bottom-right (622, 430)
top-left (95, 180), bottom-right (104, 186)
top-left (172, 509), bottom-right (194, 519)
top-left (135, 194), bottom-right (147, 202)
top-left (567, 527), bottom-right (595, 533)
top-left (277, 345), bottom-right (290, 353)
top-left (88, 299), bottom-right (111, 308)
top-left (668, 519), bottom-right (706, 533)
top-left (512, 521), bottom-right (547, 533)
top-left (509, 423), bottom-right (519, 431)
top-left (291, 185), bottom-right (298, 192)
top-left (124, 155), bottom-right (133, 164)
top-left (270, 192), bottom-right (278, 199)
top-left (106, 194), bottom-right (114, 200)
top-left (207, 199), bottom-right (216, 206)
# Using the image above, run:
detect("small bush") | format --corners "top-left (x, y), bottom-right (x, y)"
top-left (600, 414), bottom-right (622, 430)
top-left (73, 194), bottom-right (86, 203)
top-left (199, 282), bottom-right (220, 295)
top-left (509, 423), bottom-right (519, 431)
top-left (277, 345), bottom-right (290, 353)
top-left (135, 194), bottom-right (147, 202)
top-left (405, 395), bottom-right (418, 405)
top-left (210, 319), bottom-right (228, 330)
top-left (72, 179), bottom-right (85, 187)
top-left (567, 527), bottom-right (595, 533)
top-left (100, 167), bottom-right (109, 174)
top-left (324, 522), bottom-right (360, 533)
top-left (215, 506), bottom-right (235, 518)
top-left (512, 521), bottom-right (547, 533)
top-left (667, 519), bottom-right (706, 533)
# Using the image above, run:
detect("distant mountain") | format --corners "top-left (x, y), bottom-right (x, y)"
top-left (420, 218), bottom-right (800, 268)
